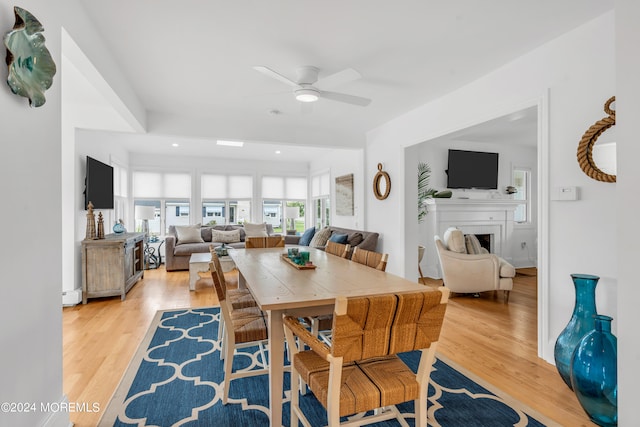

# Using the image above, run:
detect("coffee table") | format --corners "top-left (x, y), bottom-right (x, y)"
top-left (188, 252), bottom-right (235, 290)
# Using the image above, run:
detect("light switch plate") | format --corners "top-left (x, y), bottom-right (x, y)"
top-left (552, 186), bottom-right (578, 201)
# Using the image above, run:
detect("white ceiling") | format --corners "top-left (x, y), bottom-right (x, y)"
top-left (74, 1), bottom-right (612, 158)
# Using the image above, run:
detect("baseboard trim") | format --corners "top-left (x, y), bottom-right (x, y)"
top-left (40, 394), bottom-right (72, 427)
top-left (62, 289), bottom-right (82, 306)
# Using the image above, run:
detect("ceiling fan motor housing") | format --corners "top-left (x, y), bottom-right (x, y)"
top-left (295, 66), bottom-right (319, 85)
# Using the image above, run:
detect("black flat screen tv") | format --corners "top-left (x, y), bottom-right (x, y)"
top-left (446, 149), bottom-right (499, 190)
top-left (84, 156), bottom-right (114, 209)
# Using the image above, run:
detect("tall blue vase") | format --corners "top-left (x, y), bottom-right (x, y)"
top-left (570, 314), bottom-right (617, 427)
top-left (553, 273), bottom-right (599, 389)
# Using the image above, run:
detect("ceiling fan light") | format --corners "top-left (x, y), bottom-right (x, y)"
top-left (295, 88), bottom-right (319, 103)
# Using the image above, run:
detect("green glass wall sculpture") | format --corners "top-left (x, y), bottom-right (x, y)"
top-left (3, 7), bottom-right (56, 107)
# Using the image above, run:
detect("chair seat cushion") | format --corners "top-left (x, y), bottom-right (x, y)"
top-left (294, 351), bottom-right (418, 417)
top-left (358, 356), bottom-right (420, 407)
top-left (232, 314), bottom-right (267, 343)
top-left (228, 289), bottom-right (257, 309)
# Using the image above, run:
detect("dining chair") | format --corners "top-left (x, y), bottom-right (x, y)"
top-left (209, 245), bottom-right (257, 309)
top-left (283, 288), bottom-right (449, 427)
top-left (210, 251), bottom-right (260, 364)
top-left (310, 247), bottom-right (389, 341)
top-left (351, 246), bottom-right (388, 271)
top-left (245, 235), bottom-right (285, 248)
top-left (325, 240), bottom-right (351, 258)
top-left (209, 259), bottom-right (269, 405)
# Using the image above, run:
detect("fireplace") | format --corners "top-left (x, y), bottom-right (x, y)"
top-left (474, 233), bottom-right (492, 253)
top-left (424, 198), bottom-right (519, 279)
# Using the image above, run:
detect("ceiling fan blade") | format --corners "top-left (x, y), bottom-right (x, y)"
top-left (253, 66), bottom-right (300, 88)
top-left (319, 90), bottom-right (372, 107)
top-left (316, 68), bottom-right (362, 90)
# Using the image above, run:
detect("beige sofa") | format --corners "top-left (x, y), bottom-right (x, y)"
top-left (434, 227), bottom-right (515, 302)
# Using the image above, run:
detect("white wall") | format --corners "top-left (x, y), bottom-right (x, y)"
top-left (416, 140), bottom-right (538, 275)
top-left (310, 149), bottom-right (365, 230)
top-left (0, 1), bottom-right (141, 425)
top-left (366, 11), bottom-right (616, 367)
top-left (615, 0), bottom-right (640, 423)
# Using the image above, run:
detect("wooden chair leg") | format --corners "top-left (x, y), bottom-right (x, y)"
top-left (415, 397), bottom-right (427, 426)
top-left (223, 338), bottom-right (234, 404)
top-left (290, 365), bottom-right (301, 427)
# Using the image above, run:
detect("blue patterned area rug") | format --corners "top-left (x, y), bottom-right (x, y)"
top-left (100, 307), bottom-right (557, 427)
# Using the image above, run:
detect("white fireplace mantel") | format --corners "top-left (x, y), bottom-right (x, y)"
top-left (424, 198), bottom-right (520, 278)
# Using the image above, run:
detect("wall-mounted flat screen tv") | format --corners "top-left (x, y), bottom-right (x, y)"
top-left (446, 149), bottom-right (499, 190)
top-left (84, 156), bottom-right (114, 209)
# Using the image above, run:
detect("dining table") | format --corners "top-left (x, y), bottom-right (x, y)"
top-left (228, 246), bottom-right (433, 427)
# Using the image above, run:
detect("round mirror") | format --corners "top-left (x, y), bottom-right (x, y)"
top-left (577, 96), bottom-right (616, 183)
top-left (592, 126), bottom-right (616, 176)
top-left (373, 163), bottom-right (391, 200)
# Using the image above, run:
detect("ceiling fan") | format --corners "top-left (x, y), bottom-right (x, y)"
top-left (252, 65), bottom-right (371, 107)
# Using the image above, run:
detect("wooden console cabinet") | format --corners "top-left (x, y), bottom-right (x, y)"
top-left (81, 232), bottom-right (145, 304)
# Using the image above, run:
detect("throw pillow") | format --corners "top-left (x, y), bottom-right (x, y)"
top-left (328, 233), bottom-right (348, 244)
top-left (244, 222), bottom-right (268, 238)
top-left (465, 234), bottom-right (483, 255)
top-left (211, 229), bottom-right (241, 243)
top-left (298, 227), bottom-right (316, 246)
top-left (309, 226), bottom-right (332, 248)
top-left (175, 225), bottom-right (204, 245)
top-left (200, 226), bottom-right (213, 242)
top-left (347, 232), bottom-right (364, 247)
top-left (443, 227), bottom-right (465, 253)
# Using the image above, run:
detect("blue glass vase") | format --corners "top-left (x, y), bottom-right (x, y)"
top-left (553, 273), bottom-right (599, 390)
top-left (113, 221), bottom-right (125, 234)
top-left (570, 315), bottom-right (617, 426)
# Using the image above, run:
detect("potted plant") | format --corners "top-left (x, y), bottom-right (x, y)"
top-left (418, 162), bottom-right (438, 223)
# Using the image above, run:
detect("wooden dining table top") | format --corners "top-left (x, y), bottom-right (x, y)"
top-left (228, 246), bottom-right (431, 311)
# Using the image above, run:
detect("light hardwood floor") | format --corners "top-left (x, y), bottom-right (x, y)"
top-left (63, 266), bottom-right (594, 426)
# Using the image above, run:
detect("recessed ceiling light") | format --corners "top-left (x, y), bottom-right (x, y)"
top-left (172, 143), bottom-right (179, 147)
top-left (217, 140), bottom-right (244, 147)
top-left (275, 150), bottom-right (281, 154)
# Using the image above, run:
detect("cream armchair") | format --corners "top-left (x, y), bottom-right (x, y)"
top-left (434, 228), bottom-right (515, 302)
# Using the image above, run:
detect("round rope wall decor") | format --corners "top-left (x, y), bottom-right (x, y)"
top-left (373, 163), bottom-right (391, 200)
top-left (576, 96), bottom-right (616, 183)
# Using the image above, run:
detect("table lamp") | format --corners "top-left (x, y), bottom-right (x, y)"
top-left (135, 205), bottom-right (156, 237)
top-left (285, 206), bottom-right (299, 235)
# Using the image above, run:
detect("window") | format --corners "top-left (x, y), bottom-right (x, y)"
top-left (166, 200), bottom-right (191, 230)
top-left (513, 168), bottom-right (531, 224)
top-left (311, 172), bottom-right (330, 228)
top-left (112, 161), bottom-right (128, 224)
top-left (201, 174), bottom-right (253, 225)
top-left (133, 171), bottom-right (191, 234)
top-left (262, 176), bottom-right (307, 234)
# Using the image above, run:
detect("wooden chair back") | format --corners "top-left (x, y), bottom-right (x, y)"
top-left (283, 288), bottom-right (449, 425)
top-left (245, 235), bottom-right (285, 248)
top-left (351, 247), bottom-right (388, 271)
top-left (209, 256), bottom-right (227, 302)
top-left (332, 290), bottom-right (447, 362)
top-left (209, 260), bottom-right (227, 306)
top-left (325, 240), bottom-right (351, 258)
